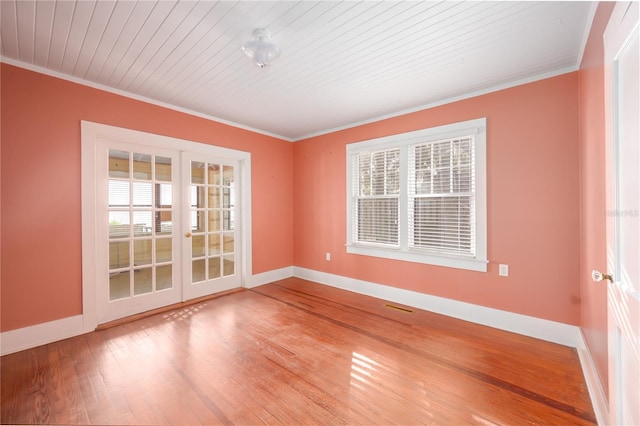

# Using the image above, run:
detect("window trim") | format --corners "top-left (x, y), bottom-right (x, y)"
top-left (346, 118), bottom-right (487, 272)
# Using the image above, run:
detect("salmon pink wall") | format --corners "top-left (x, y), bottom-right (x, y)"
top-left (293, 73), bottom-right (581, 325)
top-left (0, 64), bottom-right (293, 332)
top-left (578, 2), bottom-right (615, 397)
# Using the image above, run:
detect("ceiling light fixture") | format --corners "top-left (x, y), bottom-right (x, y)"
top-left (241, 28), bottom-right (281, 69)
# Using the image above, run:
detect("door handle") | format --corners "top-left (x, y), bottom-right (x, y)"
top-left (185, 232), bottom-right (192, 238)
top-left (591, 270), bottom-right (613, 283)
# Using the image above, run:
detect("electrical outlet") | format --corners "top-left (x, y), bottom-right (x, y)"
top-left (326, 252), bottom-right (331, 261)
top-left (499, 264), bottom-right (509, 277)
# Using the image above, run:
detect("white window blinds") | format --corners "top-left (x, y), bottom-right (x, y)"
top-left (346, 117), bottom-right (487, 272)
top-left (409, 137), bottom-right (475, 256)
top-left (352, 148), bottom-right (400, 245)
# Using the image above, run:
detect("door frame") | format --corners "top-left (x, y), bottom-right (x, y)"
top-left (81, 121), bottom-right (252, 331)
top-left (603, 2), bottom-right (639, 424)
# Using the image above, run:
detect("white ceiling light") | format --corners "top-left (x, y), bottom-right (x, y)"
top-left (241, 28), bottom-right (281, 69)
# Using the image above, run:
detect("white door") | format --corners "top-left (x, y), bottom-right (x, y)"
top-left (182, 153), bottom-right (242, 300)
top-left (603, 2), bottom-right (639, 425)
top-left (82, 122), bottom-right (250, 327)
top-left (97, 139), bottom-right (183, 323)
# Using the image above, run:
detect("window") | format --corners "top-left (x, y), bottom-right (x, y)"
top-left (346, 118), bottom-right (487, 272)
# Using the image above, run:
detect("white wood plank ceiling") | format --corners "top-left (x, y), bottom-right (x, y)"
top-left (1, 1), bottom-right (594, 141)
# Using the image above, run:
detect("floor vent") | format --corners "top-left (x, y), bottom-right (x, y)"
top-left (385, 304), bottom-right (414, 313)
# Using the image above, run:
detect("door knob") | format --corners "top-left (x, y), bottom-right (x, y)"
top-left (185, 232), bottom-right (192, 238)
top-left (591, 270), bottom-right (613, 283)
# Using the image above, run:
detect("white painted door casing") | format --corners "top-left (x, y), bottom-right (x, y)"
top-left (603, 3), bottom-right (640, 425)
top-left (81, 121), bottom-right (252, 329)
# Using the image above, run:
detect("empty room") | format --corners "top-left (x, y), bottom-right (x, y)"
top-left (1, 1), bottom-right (638, 425)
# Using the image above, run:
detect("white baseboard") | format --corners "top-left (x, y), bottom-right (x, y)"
top-left (246, 266), bottom-right (294, 288)
top-left (292, 267), bottom-right (606, 424)
top-left (1, 267), bottom-right (294, 356)
top-left (2, 266), bottom-right (607, 425)
top-left (577, 330), bottom-right (609, 425)
top-left (293, 266), bottom-right (581, 347)
top-left (1, 265), bottom-right (600, 417)
top-left (0, 315), bottom-right (85, 356)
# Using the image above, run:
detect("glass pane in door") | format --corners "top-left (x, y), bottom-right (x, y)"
top-left (156, 265), bottom-right (172, 291)
top-left (109, 271), bottom-right (130, 301)
top-left (134, 240), bottom-right (152, 266)
top-left (109, 241), bottom-right (130, 269)
top-left (134, 267), bottom-right (152, 295)
top-left (109, 150), bottom-right (129, 178)
top-left (155, 156), bottom-right (172, 182)
top-left (133, 153), bottom-right (152, 180)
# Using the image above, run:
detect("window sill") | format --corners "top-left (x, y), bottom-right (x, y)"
top-left (345, 244), bottom-right (488, 272)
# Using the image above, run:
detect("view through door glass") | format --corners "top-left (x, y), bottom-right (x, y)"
top-left (108, 149), bottom-right (176, 300)
top-left (184, 156), bottom-right (241, 300)
top-left (83, 123), bottom-right (250, 327)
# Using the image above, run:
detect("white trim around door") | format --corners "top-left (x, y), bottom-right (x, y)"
top-left (81, 121), bottom-right (252, 331)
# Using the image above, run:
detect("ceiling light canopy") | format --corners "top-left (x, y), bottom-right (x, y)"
top-left (241, 28), bottom-right (281, 69)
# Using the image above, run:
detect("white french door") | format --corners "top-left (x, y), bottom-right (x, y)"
top-left (82, 122), bottom-right (250, 326)
top-left (96, 139), bottom-right (183, 323)
top-left (603, 2), bottom-right (639, 425)
top-left (182, 153), bottom-right (241, 300)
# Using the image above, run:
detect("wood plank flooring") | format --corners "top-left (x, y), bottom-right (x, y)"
top-left (1, 278), bottom-right (596, 425)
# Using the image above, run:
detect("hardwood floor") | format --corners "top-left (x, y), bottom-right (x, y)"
top-left (1, 278), bottom-right (596, 425)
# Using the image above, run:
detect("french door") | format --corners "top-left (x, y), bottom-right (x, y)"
top-left (82, 122), bottom-right (248, 326)
top-left (182, 153), bottom-right (241, 300)
top-left (96, 140), bottom-right (182, 323)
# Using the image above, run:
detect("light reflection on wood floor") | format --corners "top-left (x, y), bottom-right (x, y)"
top-left (0, 278), bottom-right (596, 425)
